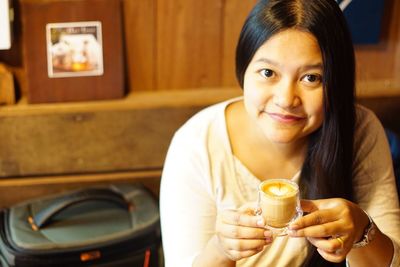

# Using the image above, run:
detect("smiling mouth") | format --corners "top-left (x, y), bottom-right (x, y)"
top-left (266, 112), bottom-right (305, 123)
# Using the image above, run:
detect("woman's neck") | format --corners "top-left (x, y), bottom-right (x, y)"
top-left (226, 100), bottom-right (308, 180)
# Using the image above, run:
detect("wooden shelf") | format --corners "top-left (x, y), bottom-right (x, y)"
top-left (0, 87), bottom-right (242, 205)
top-left (0, 170), bottom-right (163, 208)
top-left (0, 88), bottom-right (242, 116)
top-left (0, 88), bottom-right (241, 178)
top-left (0, 169), bottom-right (162, 186)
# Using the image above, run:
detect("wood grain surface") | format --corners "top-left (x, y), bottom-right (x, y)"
top-left (20, 0), bottom-right (125, 103)
top-left (0, 0), bottom-right (399, 96)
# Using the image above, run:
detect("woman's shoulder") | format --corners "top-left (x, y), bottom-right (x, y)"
top-left (355, 104), bottom-right (384, 134)
top-left (174, 97), bottom-right (241, 139)
top-left (354, 104), bottom-right (388, 159)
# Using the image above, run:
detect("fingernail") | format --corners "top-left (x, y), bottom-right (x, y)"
top-left (288, 224), bottom-right (299, 230)
top-left (264, 230), bottom-right (272, 238)
top-left (257, 217), bottom-right (265, 227)
top-left (265, 236), bottom-right (273, 243)
top-left (287, 229), bottom-right (297, 236)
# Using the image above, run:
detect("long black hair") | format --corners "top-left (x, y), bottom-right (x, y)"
top-left (236, 0), bottom-right (355, 266)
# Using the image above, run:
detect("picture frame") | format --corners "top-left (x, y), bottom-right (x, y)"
top-left (21, 0), bottom-right (124, 104)
top-left (46, 21), bottom-right (104, 78)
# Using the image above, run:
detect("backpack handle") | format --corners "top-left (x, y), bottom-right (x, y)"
top-left (28, 188), bottom-right (133, 231)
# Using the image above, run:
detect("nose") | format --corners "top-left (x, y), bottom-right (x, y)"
top-left (273, 80), bottom-right (300, 108)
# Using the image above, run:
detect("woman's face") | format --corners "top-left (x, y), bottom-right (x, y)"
top-left (243, 29), bottom-right (324, 144)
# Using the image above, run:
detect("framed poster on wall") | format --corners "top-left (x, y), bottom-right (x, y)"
top-left (21, 0), bottom-right (125, 104)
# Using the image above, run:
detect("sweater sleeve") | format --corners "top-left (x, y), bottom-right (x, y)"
top-left (160, 127), bottom-right (217, 267)
top-left (352, 106), bottom-right (400, 266)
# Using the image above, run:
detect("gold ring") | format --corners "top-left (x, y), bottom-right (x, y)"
top-left (336, 236), bottom-right (344, 249)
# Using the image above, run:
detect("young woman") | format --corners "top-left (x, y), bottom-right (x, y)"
top-left (160, 0), bottom-right (400, 266)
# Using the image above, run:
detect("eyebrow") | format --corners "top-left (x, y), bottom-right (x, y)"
top-left (254, 57), bottom-right (323, 71)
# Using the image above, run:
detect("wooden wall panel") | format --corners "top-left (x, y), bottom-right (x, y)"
top-left (0, 176), bottom-right (161, 208)
top-left (156, 0), bottom-right (223, 90)
top-left (1, 0), bottom-right (400, 99)
top-left (0, 88), bottom-right (240, 177)
top-left (20, 0), bottom-right (125, 103)
top-left (221, 0), bottom-right (257, 87)
top-left (355, 0), bottom-right (400, 96)
top-left (0, 105), bottom-right (196, 177)
top-left (122, 0), bottom-right (156, 91)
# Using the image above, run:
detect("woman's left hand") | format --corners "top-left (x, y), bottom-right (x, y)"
top-left (287, 198), bottom-right (370, 263)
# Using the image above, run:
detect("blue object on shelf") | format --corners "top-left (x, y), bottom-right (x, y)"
top-left (337, 0), bottom-right (386, 44)
top-left (385, 129), bottom-right (400, 197)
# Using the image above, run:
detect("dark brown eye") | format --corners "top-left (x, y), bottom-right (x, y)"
top-left (303, 74), bottom-right (321, 83)
top-left (260, 69), bottom-right (274, 78)
top-left (306, 75), bottom-right (316, 82)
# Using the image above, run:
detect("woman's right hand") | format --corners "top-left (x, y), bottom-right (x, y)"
top-left (214, 205), bottom-right (273, 262)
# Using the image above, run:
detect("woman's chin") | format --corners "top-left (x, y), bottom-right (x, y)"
top-left (265, 131), bottom-right (305, 145)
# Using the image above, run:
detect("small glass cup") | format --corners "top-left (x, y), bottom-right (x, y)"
top-left (256, 179), bottom-right (303, 236)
